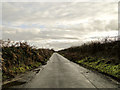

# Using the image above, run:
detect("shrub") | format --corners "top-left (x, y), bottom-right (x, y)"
top-left (1, 39), bottom-right (54, 81)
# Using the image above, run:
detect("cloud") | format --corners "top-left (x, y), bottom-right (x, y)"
top-left (2, 2), bottom-right (118, 50)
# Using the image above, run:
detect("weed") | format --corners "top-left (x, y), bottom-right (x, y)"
top-left (1, 39), bottom-right (54, 81)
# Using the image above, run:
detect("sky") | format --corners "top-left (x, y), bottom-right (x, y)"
top-left (1, 1), bottom-right (118, 51)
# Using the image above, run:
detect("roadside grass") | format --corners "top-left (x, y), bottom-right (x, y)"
top-left (2, 62), bottom-right (42, 80)
top-left (77, 57), bottom-right (120, 80)
top-left (58, 37), bottom-right (120, 81)
top-left (1, 39), bottom-right (54, 81)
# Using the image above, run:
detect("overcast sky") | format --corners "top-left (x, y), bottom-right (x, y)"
top-left (1, 2), bottom-right (118, 50)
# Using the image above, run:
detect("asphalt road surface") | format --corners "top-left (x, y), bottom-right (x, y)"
top-left (23, 53), bottom-right (119, 88)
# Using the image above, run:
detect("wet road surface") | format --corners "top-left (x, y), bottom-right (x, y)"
top-left (21, 53), bottom-right (119, 88)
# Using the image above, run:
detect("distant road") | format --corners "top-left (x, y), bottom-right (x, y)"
top-left (23, 53), bottom-right (118, 88)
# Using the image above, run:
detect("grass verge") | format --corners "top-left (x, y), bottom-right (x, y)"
top-left (76, 57), bottom-right (120, 81)
top-left (58, 38), bottom-right (120, 81)
top-left (1, 39), bottom-right (54, 81)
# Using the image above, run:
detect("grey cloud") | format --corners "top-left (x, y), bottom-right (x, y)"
top-left (2, 2), bottom-right (118, 50)
top-left (105, 19), bottom-right (118, 30)
top-left (3, 2), bottom-right (117, 22)
top-left (2, 26), bottom-right (81, 41)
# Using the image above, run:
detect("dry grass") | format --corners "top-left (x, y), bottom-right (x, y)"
top-left (58, 37), bottom-right (120, 81)
top-left (1, 39), bottom-right (54, 81)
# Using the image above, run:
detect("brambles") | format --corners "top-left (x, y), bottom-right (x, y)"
top-left (58, 37), bottom-right (120, 80)
top-left (1, 39), bottom-right (54, 81)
